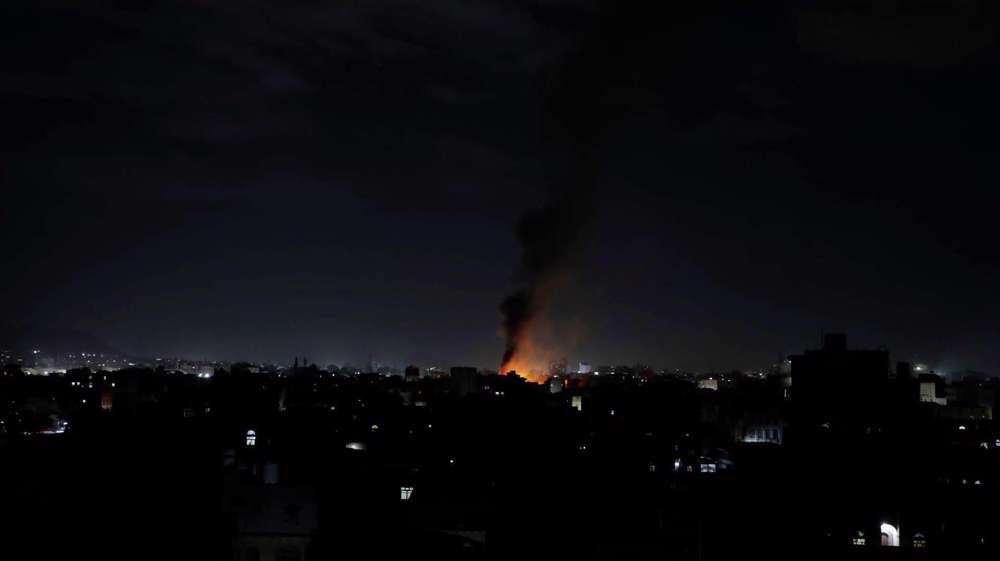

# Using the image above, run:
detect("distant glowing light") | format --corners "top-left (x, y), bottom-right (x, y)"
top-left (697, 378), bottom-right (719, 391)
top-left (345, 441), bottom-right (365, 451)
top-left (400, 486), bottom-right (414, 501)
top-left (246, 429), bottom-right (256, 446)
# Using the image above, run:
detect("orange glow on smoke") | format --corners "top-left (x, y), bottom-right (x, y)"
top-left (499, 337), bottom-right (551, 384)
top-left (498, 274), bottom-right (584, 385)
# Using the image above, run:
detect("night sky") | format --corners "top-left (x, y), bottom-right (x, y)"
top-left (3, 1), bottom-right (999, 373)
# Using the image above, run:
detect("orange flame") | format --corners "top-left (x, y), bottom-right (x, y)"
top-left (499, 336), bottom-right (552, 384)
top-left (498, 273), bottom-right (588, 384)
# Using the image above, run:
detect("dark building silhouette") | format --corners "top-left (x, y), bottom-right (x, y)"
top-left (896, 361), bottom-right (913, 380)
top-left (790, 333), bottom-right (890, 431)
top-left (450, 366), bottom-right (479, 396)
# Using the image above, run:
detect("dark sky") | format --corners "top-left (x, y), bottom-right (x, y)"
top-left (3, 1), bottom-right (999, 373)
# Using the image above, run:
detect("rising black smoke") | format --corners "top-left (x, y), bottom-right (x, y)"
top-left (498, 3), bottom-right (634, 373)
top-left (498, 1), bottom-right (704, 372)
top-left (499, 193), bottom-right (591, 371)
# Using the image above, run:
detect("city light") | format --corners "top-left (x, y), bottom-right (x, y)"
top-left (880, 523), bottom-right (899, 547)
top-left (3, 3), bottom-right (995, 557)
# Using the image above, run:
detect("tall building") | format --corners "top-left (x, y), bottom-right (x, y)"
top-left (918, 373), bottom-right (947, 405)
top-left (790, 333), bottom-right (890, 429)
top-left (450, 366), bottom-right (479, 396)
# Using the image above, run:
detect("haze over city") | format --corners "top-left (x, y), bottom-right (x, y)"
top-left (4, 1), bottom-right (1000, 373)
top-left (3, 2), bottom-right (999, 561)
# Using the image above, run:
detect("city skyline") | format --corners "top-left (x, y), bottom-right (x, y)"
top-left (1, 323), bottom-right (974, 381)
top-left (4, 3), bottom-right (1000, 377)
top-left (3, 3), bottom-right (999, 559)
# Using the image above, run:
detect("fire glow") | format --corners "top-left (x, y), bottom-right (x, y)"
top-left (499, 336), bottom-right (551, 384)
top-left (498, 295), bottom-right (574, 385)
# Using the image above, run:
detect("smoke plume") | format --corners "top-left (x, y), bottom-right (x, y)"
top-left (500, 3), bottom-right (666, 376)
top-left (499, 194), bottom-right (590, 373)
top-left (498, 8), bottom-right (621, 377)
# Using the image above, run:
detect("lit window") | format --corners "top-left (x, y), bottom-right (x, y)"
top-left (246, 430), bottom-right (256, 447)
top-left (913, 534), bottom-right (926, 549)
top-left (400, 486), bottom-right (414, 501)
top-left (648, 463), bottom-right (656, 473)
top-left (700, 463), bottom-right (716, 473)
top-left (852, 537), bottom-right (866, 546)
top-left (880, 523), bottom-right (899, 547)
